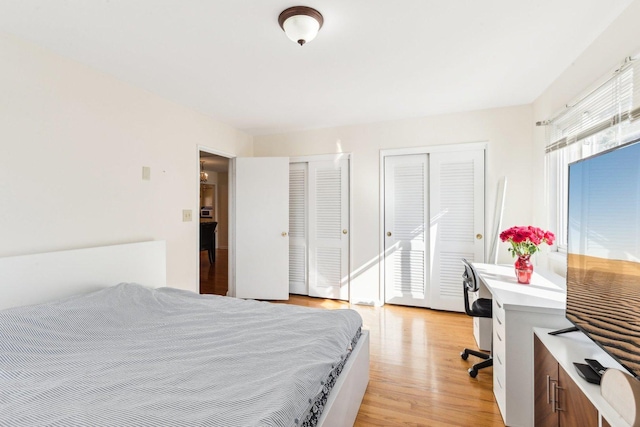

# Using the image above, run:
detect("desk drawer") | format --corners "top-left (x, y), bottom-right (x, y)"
top-left (492, 321), bottom-right (507, 418)
top-left (493, 299), bottom-right (505, 330)
top-left (493, 326), bottom-right (506, 369)
top-left (492, 299), bottom-right (506, 342)
top-left (493, 360), bottom-right (506, 414)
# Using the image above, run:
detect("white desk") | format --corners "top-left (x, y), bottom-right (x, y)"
top-left (473, 263), bottom-right (572, 427)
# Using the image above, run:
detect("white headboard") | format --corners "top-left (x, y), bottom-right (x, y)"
top-left (0, 241), bottom-right (166, 310)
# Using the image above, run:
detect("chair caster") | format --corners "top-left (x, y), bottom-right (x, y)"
top-left (468, 368), bottom-right (478, 378)
top-left (460, 351), bottom-right (469, 360)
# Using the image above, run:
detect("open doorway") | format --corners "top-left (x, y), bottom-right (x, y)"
top-left (199, 151), bottom-right (230, 296)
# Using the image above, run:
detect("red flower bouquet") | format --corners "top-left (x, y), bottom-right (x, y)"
top-left (499, 226), bottom-right (555, 284)
top-left (499, 226), bottom-right (555, 257)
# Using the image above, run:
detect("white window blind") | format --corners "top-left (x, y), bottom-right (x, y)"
top-left (545, 58), bottom-right (640, 155)
top-left (545, 55), bottom-right (640, 250)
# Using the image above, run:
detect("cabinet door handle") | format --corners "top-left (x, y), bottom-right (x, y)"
top-left (555, 384), bottom-right (565, 412)
top-left (552, 383), bottom-right (564, 412)
top-left (546, 375), bottom-right (558, 405)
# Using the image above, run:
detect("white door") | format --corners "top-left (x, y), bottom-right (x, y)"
top-left (384, 154), bottom-right (429, 307)
top-left (233, 157), bottom-right (289, 300)
top-left (308, 159), bottom-right (349, 300)
top-left (289, 162), bottom-right (308, 295)
top-left (383, 149), bottom-right (485, 309)
top-left (429, 150), bottom-right (485, 311)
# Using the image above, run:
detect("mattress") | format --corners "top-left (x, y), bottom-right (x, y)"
top-left (0, 283), bottom-right (363, 427)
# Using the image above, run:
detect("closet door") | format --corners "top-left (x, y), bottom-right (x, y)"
top-left (429, 149), bottom-right (485, 311)
top-left (308, 159), bottom-right (349, 300)
top-left (289, 163), bottom-right (308, 295)
top-left (383, 148), bottom-right (485, 309)
top-left (384, 154), bottom-right (430, 307)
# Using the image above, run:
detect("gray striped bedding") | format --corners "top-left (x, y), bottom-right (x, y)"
top-left (0, 283), bottom-right (363, 426)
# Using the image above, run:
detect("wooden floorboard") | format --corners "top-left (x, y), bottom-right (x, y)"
top-left (199, 249), bottom-right (228, 295)
top-left (200, 252), bottom-right (504, 426)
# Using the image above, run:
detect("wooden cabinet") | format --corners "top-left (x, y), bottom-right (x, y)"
top-left (535, 335), bottom-right (559, 427)
top-left (559, 365), bottom-right (599, 427)
top-left (534, 335), bottom-right (598, 427)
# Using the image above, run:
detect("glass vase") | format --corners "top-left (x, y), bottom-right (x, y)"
top-left (514, 255), bottom-right (533, 284)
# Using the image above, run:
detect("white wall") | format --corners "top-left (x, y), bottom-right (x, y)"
top-left (254, 105), bottom-right (534, 304)
top-left (532, 0), bottom-right (640, 275)
top-left (0, 33), bottom-right (252, 292)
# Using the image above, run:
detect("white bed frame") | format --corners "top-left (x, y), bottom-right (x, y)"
top-left (0, 241), bottom-right (167, 310)
top-left (318, 329), bottom-right (370, 426)
top-left (0, 240), bottom-right (369, 426)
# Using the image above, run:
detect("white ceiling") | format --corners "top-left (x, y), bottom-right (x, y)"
top-left (0, 1), bottom-right (633, 135)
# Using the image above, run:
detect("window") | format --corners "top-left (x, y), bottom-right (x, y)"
top-left (545, 56), bottom-right (640, 252)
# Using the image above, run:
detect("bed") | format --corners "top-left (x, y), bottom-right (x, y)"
top-left (0, 241), bottom-right (369, 426)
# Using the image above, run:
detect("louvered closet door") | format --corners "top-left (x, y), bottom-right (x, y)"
top-left (308, 159), bottom-right (349, 300)
top-left (429, 150), bottom-right (485, 311)
top-left (384, 154), bottom-right (430, 307)
top-left (289, 163), bottom-right (308, 295)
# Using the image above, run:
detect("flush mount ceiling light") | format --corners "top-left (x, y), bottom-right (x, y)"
top-left (278, 6), bottom-right (323, 46)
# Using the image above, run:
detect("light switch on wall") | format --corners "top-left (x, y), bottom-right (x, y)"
top-left (182, 209), bottom-right (192, 222)
top-left (142, 166), bottom-right (151, 181)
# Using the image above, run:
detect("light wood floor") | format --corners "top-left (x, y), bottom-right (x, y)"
top-left (200, 250), bottom-right (504, 426)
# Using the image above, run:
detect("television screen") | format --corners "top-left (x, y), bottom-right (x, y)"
top-left (567, 138), bottom-right (640, 379)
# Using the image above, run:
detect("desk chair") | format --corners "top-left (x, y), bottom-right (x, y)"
top-left (460, 258), bottom-right (493, 378)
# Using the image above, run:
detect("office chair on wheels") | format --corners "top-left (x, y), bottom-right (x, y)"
top-left (460, 258), bottom-right (493, 378)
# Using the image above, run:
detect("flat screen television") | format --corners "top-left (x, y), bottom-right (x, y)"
top-left (566, 137), bottom-right (640, 378)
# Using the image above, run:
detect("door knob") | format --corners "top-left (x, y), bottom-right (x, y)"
top-left (343, 229), bottom-right (348, 235)
top-left (387, 231), bottom-right (392, 237)
top-left (282, 232), bottom-right (288, 237)
top-left (476, 233), bottom-right (483, 240)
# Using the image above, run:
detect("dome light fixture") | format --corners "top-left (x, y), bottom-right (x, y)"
top-left (278, 6), bottom-right (324, 46)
